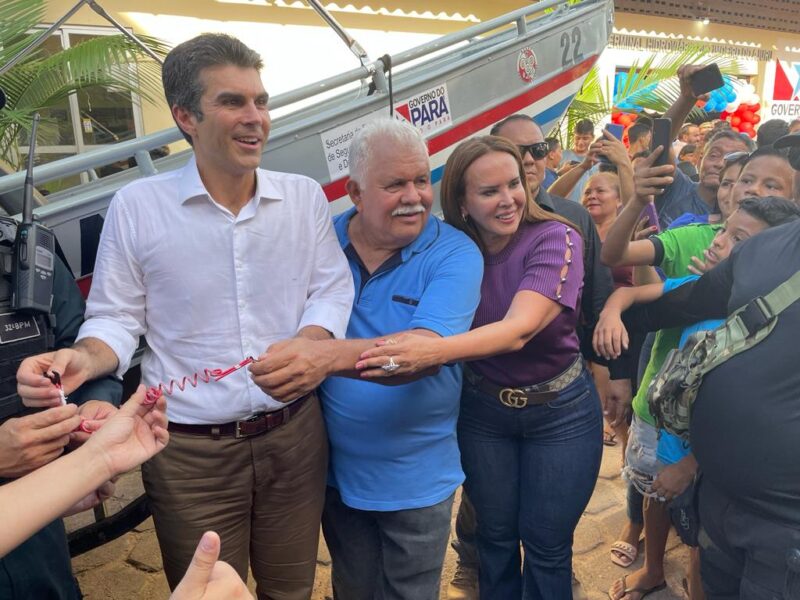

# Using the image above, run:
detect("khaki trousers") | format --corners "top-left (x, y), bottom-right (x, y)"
top-left (142, 395), bottom-right (328, 600)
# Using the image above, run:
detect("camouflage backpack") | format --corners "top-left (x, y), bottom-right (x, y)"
top-left (647, 270), bottom-right (800, 440)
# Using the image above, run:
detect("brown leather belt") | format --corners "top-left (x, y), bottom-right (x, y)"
top-left (464, 356), bottom-right (583, 409)
top-left (168, 393), bottom-right (312, 439)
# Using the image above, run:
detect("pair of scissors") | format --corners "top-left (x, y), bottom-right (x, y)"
top-left (43, 371), bottom-right (67, 405)
top-left (43, 371), bottom-right (91, 434)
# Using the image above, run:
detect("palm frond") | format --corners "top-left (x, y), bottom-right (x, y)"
top-left (612, 45), bottom-right (741, 113)
top-left (557, 44), bottom-right (744, 142)
top-left (0, 0), bottom-right (46, 53)
top-left (34, 35), bottom-right (166, 103)
top-left (0, 0), bottom-right (169, 168)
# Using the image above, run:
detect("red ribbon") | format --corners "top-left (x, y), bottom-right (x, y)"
top-left (143, 357), bottom-right (255, 404)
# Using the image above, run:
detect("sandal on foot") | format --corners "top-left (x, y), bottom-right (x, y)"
top-left (603, 430), bottom-right (618, 446)
top-left (610, 541), bottom-right (638, 568)
top-left (608, 575), bottom-right (667, 600)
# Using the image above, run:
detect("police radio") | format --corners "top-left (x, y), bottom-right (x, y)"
top-left (12, 113), bottom-right (55, 314)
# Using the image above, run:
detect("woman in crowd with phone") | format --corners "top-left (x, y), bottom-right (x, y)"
top-left (577, 136), bottom-right (642, 452)
top-left (581, 171), bottom-right (636, 289)
top-left (580, 170), bottom-right (636, 449)
top-left (548, 127), bottom-right (634, 201)
top-left (355, 135), bottom-right (603, 599)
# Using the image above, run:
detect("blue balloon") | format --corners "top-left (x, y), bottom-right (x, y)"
top-left (717, 76), bottom-right (737, 102)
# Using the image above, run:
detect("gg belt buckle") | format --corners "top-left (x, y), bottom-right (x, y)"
top-left (499, 387), bottom-right (528, 408)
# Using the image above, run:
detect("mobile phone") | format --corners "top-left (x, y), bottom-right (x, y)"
top-left (596, 125), bottom-right (619, 164)
top-left (640, 202), bottom-right (660, 233)
top-left (605, 123), bottom-right (625, 140)
top-left (651, 118), bottom-right (672, 169)
top-left (690, 64), bottom-right (724, 97)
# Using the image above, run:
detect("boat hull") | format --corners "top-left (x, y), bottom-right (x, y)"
top-left (7, 0), bottom-right (613, 282)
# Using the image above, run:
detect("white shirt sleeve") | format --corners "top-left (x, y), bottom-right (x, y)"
top-left (76, 192), bottom-right (146, 377)
top-left (296, 183), bottom-right (354, 339)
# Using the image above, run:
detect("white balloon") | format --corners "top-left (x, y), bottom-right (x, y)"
top-left (744, 83), bottom-right (756, 95)
top-left (749, 94), bottom-right (760, 105)
top-left (726, 101), bottom-right (740, 113)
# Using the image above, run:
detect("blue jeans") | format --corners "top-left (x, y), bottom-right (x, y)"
top-left (322, 486), bottom-right (455, 600)
top-left (458, 368), bottom-right (603, 600)
top-left (452, 491), bottom-right (479, 569)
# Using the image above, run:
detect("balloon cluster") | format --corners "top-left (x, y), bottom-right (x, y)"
top-left (719, 83), bottom-right (761, 138)
top-left (607, 72), bottom-right (763, 141)
top-left (699, 77), bottom-right (737, 113)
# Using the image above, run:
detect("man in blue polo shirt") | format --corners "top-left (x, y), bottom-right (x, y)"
top-left (326, 118), bottom-right (483, 599)
top-left (250, 118), bottom-right (482, 598)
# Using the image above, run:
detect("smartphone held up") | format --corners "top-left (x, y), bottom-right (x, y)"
top-left (689, 63), bottom-right (725, 97)
top-left (650, 117), bottom-right (672, 169)
top-left (596, 123), bottom-right (625, 165)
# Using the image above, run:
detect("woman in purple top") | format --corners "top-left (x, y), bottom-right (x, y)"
top-left (357, 136), bottom-right (603, 598)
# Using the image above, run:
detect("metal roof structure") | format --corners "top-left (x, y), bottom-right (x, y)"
top-left (614, 0), bottom-right (800, 35)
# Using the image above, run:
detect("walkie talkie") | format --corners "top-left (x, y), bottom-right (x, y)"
top-left (12, 113), bottom-right (55, 314)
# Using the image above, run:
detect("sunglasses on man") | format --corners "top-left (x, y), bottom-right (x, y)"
top-left (722, 151), bottom-right (751, 167)
top-left (517, 142), bottom-right (550, 160)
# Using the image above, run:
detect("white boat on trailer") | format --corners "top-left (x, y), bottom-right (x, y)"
top-left (0, 0), bottom-right (614, 553)
top-left (1, 0), bottom-right (612, 286)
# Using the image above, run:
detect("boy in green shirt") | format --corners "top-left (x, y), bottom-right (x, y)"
top-left (629, 223), bottom-right (717, 425)
top-left (600, 147), bottom-right (716, 598)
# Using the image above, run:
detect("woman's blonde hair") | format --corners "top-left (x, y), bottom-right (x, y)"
top-left (440, 135), bottom-right (576, 253)
top-left (583, 171), bottom-right (621, 200)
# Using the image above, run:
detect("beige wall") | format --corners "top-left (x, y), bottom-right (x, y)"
top-left (139, 86), bottom-right (173, 139)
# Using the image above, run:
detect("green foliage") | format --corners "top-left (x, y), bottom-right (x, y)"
top-left (552, 44), bottom-right (742, 143)
top-left (0, 0), bottom-right (168, 168)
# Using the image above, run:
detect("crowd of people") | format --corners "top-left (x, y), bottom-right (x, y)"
top-left (1, 33), bottom-right (799, 600)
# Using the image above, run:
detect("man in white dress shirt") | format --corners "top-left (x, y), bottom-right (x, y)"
top-left (16, 34), bottom-right (353, 599)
